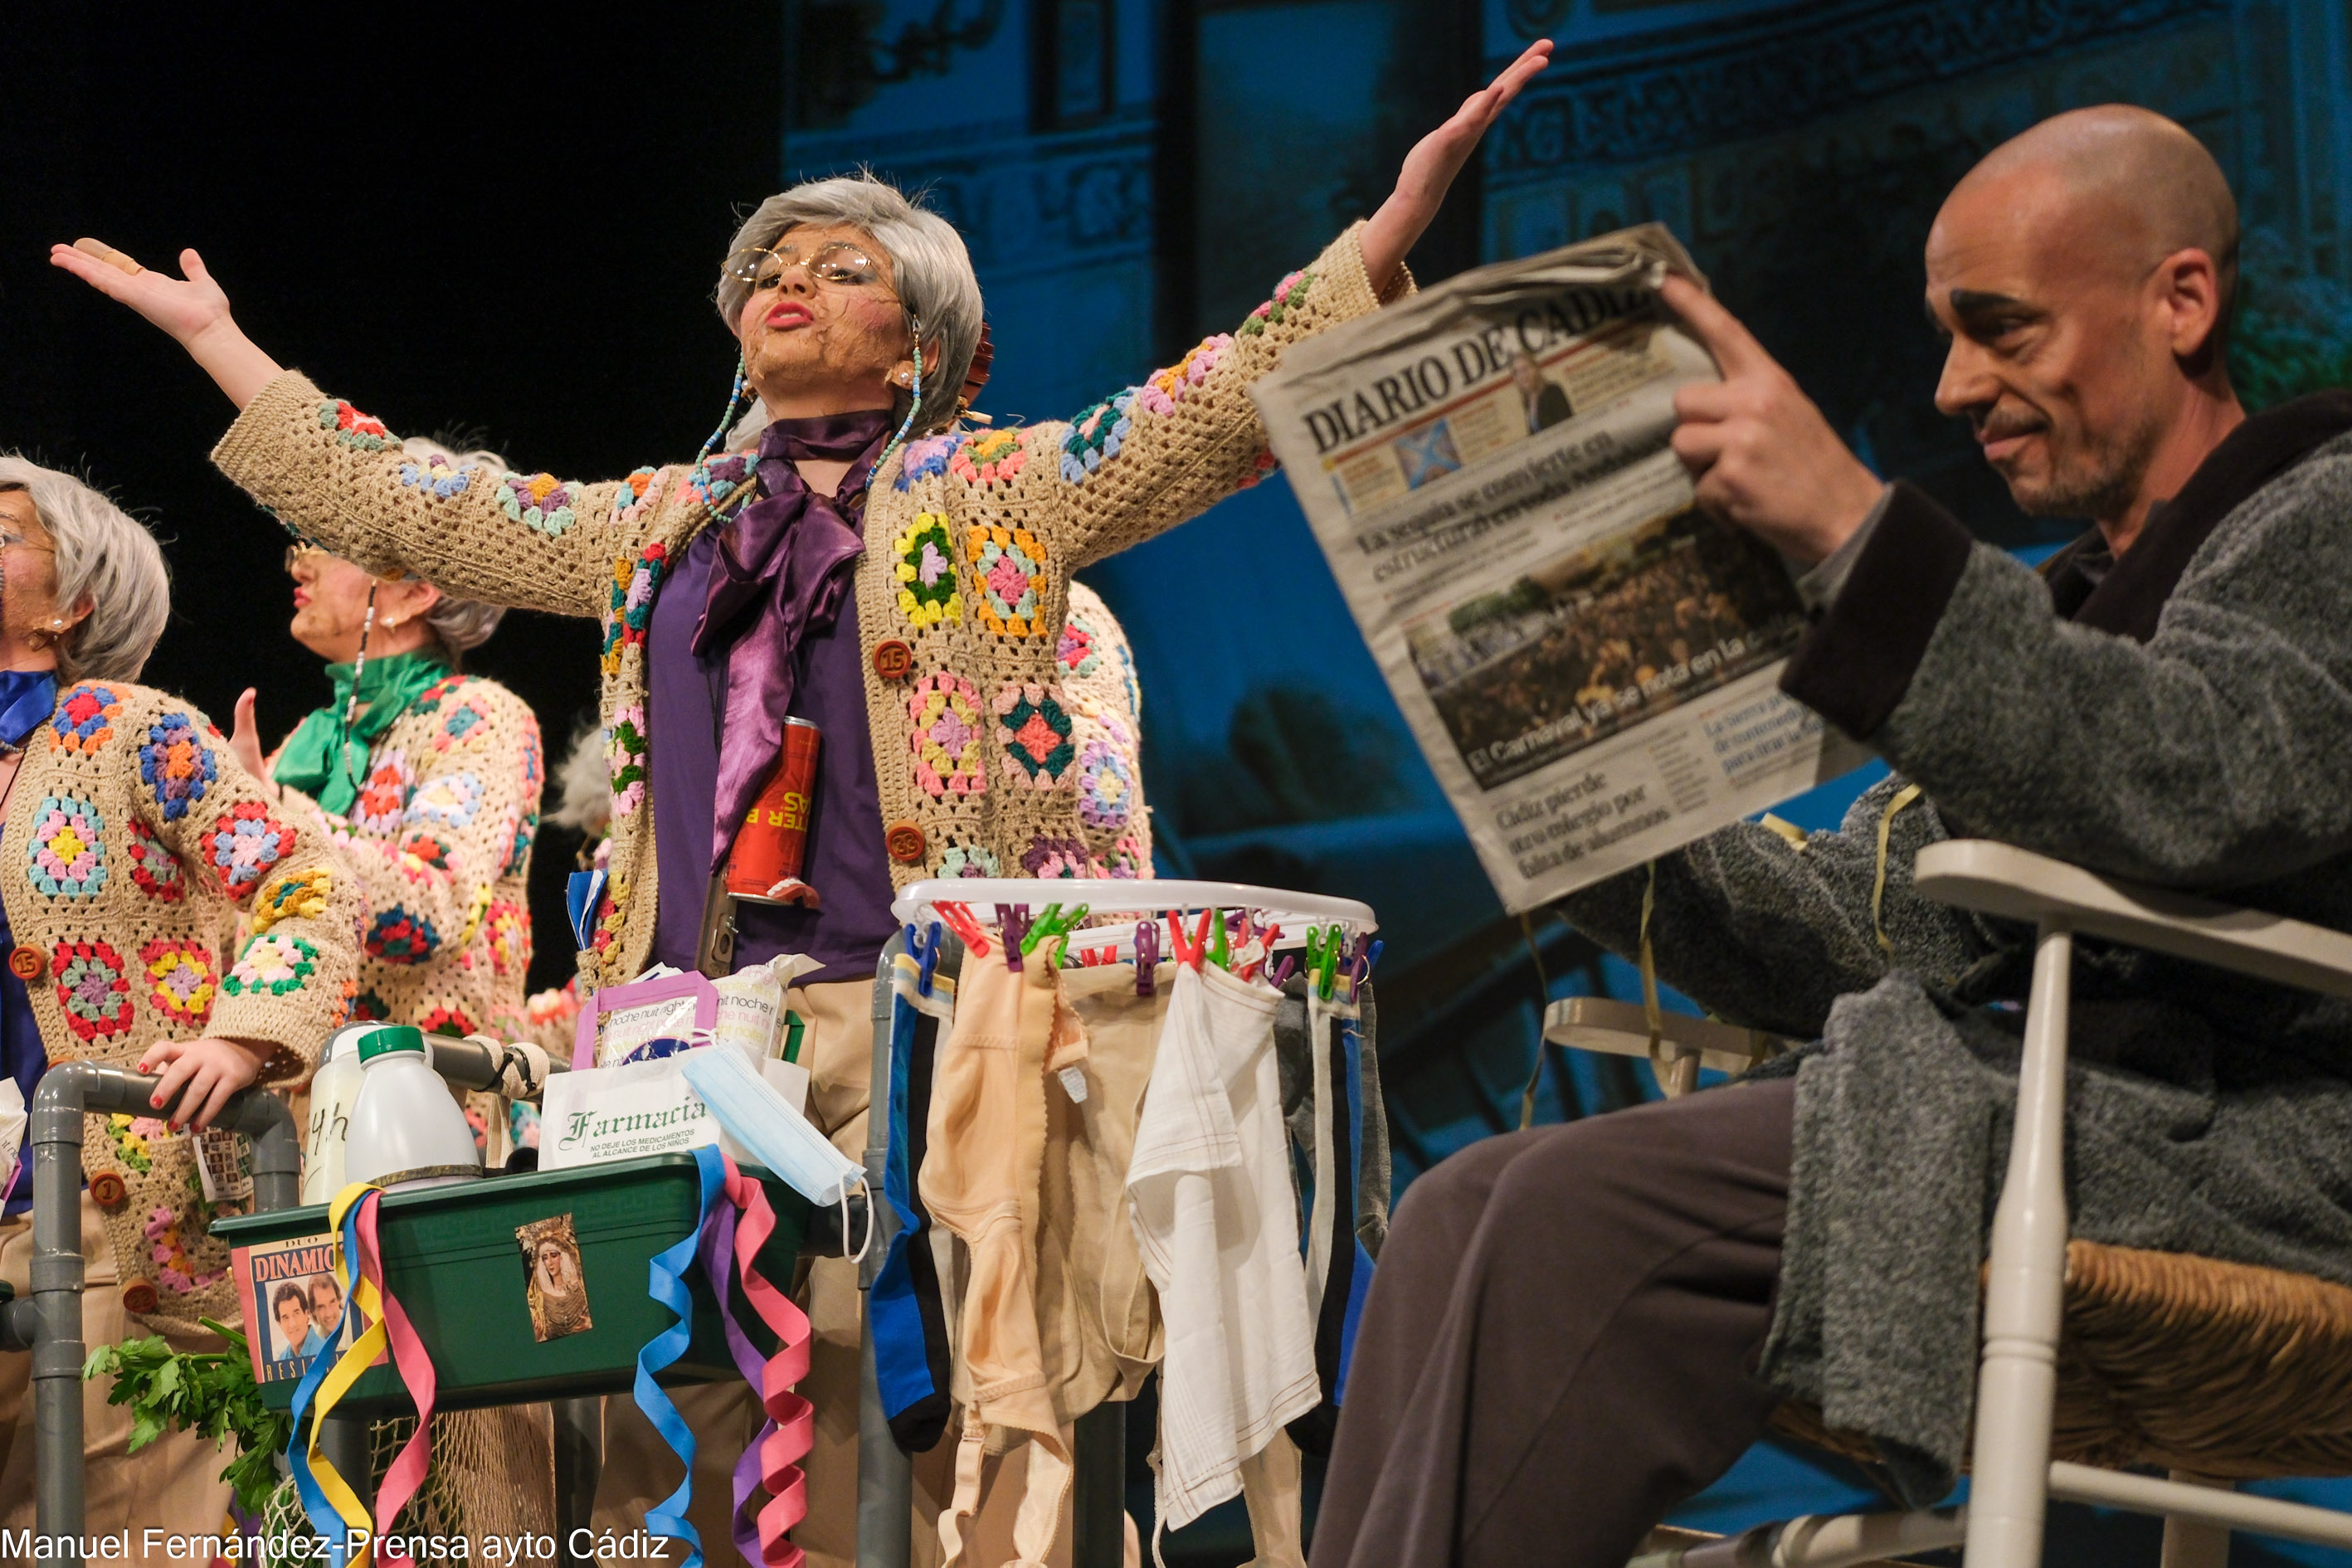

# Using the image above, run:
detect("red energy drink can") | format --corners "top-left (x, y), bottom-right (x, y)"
top-left (726, 718), bottom-right (821, 907)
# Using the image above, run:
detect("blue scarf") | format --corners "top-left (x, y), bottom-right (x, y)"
top-left (0, 671), bottom-right (58, 753)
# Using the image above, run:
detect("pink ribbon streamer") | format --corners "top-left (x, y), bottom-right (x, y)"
top-left (713, 1157), bottom-right (816, 1568)
top-left (357, 1195), bottom-right (438, 1567)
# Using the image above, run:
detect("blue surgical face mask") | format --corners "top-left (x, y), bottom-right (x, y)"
top-left (679, 1045), bottom-right (867, 1208)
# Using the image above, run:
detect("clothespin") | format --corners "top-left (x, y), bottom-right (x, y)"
top-left (1243, 923), bottom-right (1283, 981)
top-left (904, 921), bottom-right (946, 997)
top-left (1210, 909), bottom-right (1230, 971)
top-left (1166, 909), bottom-right (1214, 971)
top-left (1020, 903), bottom-right (1065, 957)
top-left (998, 904), bottom-right (1030, 972)
top-left (1134, 920), bottom-right (1160, 996)
top-left (1264, 951), bottom-right (1299, 988)
top-left (934, 901), bottom-right (992, 958)
top-left (1347, 937), bottom-right (1382, 1001)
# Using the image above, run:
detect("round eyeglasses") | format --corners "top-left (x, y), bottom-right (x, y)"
top-left (722, 240), bottom-right (891, 295)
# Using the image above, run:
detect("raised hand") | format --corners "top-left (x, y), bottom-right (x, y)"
top-left (1361, 39), bottom-right (1555, 291)
top-left (228, 688), bottom-right (281, 801)
top-left (50, 240), bottom-right (285, 409)
top-left (1662, 275), bottom-right (1886, 564)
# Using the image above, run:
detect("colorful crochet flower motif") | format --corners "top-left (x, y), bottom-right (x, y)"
top-left (1239, 448), bottom-right (1278, 490)
top-left (992, 683), bottom-right (1075, 786)
top-left (685, 452), bottom-right (754, 513)
top-left (55, 941), bottom-right (134, 1041)
top-left (398, 451), bottom-right (475, 499)
top-left (1057, 615), bottom-right (1102, 678)
top-left (392, 830), bottom-right (455, 883)
top-left (528, 983), bottom-right (580, 1030)
top-left (407, 771), bottom-right (484, 830)
top-left (364, 907), bottom-right (440, 966)
top-left (611, 465), bottom-right (669, 524)
top-left (206, 801), bottom-right (297, 901)
top-left (497, 471), bottom-right (578, 536)
top-left (893, 434), bottom-right (959, 492)
top-left (1076, 740), bottom-right (1135, 830)
top-left (139, 939), bottom-right (217, 1030)
top-left (908, 674), bottom-right (987, 799)
top-left (602, 543), bottom-right (669, 675)
top-left (1239, 270), bottom-right (1314, 338)
top-left (460, 882), bottom-right (494, 947)
top-left (349, 989), bottom-right (391, 1025)
top-left (1060, 392), bottom-right (1135, 483)
top-left (966, 524), bottom-right (1049, 637)
top-left (520, 712), bottom-right (544, 788)
top-left (1137, 334), bottom-right (1233, 416)
top-left (606, 709), bottom-right (649, 817)
top-left (951, 427), bottom-right (1029, 487)
top-left (941, 845), bottom-right (1001, 879)
top-left (124, 818), bottom-right (183, 903)
top-left (1115, 639), bottom-right (1142, 718)
top-left (139, 713), bottom-right (217, 821)
top-left (251, 867), bottom-right (334, 934)
top-left (29, 794), bottom-right (107, 897)
top-left (591, 876), bottom-right (630, 962)
top-left (435, 698), bottom-right (492, 751)
top-left (501, 806), bottom-right (538, 877)
top-left (893, 514), bottom-right (962, 629)
top-left (484, 899), bottom-right (530, 977)
top-left (1020, 835), bottom-right (1088, 879)
top-left (351, 752), bottom-right (416, 836)
top-left (1098, 835), bottom-right (1148, 879)
top-left (106, 1115), bottom-right (156, 1173)
top-left (411, 673), bottom-right (468, 717)
top-left (226, 932), bottom-right (318, 998)
top-left (145, 1205), bottom-right (225, 1294)
top-left (318, 400), bottom-right (395, 451)
top-left (49, 683), bottom-right (120, 755)
top-left (418, 1006), bottom-right (477, 1040)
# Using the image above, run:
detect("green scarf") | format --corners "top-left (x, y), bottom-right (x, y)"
top-left (273, 650), bottom-right (450, 816)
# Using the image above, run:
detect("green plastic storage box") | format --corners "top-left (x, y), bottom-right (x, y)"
top-left (211, 1154), bottom-right (811, 1416)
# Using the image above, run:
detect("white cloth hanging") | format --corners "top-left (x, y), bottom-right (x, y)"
top-left (1126, 960), bottom-right (1319, 1531)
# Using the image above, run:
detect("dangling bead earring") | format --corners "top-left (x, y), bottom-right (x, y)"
top-left (879, 316), bottom-right (927, 475)
top-left (695, 353), bottom-right (751, 470)
top-left (338, 582), bottom-right (379, 797)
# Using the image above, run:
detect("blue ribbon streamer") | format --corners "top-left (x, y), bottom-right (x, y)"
top-left (1336, 1013), bottom-right (1372, 1406)
top-left (871, 974), bottom-right (937, 1419)
top-left (638, 1144), bottom-right (727, 1567)
top-left (284, 1196), bottom-right (372, 1566)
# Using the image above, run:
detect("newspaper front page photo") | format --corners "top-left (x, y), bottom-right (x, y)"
top-left (1252, 226), bottom-right (1867, 911)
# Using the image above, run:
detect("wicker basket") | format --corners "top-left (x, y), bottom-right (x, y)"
top-left (1772, 1239), bottom-right (2352, 1480)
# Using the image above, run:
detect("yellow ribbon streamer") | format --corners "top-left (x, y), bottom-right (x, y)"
top-left (307, 1181), bottom-right (390, 1551)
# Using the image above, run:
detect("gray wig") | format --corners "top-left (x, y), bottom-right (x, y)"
top-left (717, 173), bottom-right (984, 446)
top-left (0, 456), bottom-right (171, 684)
top-left (396, 437), bottom-right (510, 659)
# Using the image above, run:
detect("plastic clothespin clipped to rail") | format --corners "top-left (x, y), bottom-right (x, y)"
top-left (1263, 924), bottom-right (1299, 989)
top-left (903, 920), bottom-right (946, 997)
top-left (1210, 909), bottom-right (1230, 971)
top-left (933, 901), bottom-right (992, 959)
top-left (997, 905), bottom-right (1031, 972)
top-left (1134, 920), bottom-right (1160, 996)
top-left (1165, 909), bottom-right (1215, 972)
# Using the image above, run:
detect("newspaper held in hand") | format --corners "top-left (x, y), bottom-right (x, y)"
top-left (1249, 224), bottom-right (1867, 910)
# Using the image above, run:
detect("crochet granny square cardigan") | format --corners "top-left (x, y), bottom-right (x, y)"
top-left (270, 670), bottom-right (544, 1043)
top-left (2, 680), bottom-right (362, 1335)
top-left (213, 224), bottom-right (1400, 993)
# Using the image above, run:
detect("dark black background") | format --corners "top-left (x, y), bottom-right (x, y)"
top-left (5, 4), bottom-right (787, 989)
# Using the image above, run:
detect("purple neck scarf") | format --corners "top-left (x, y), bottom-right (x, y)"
top-left (693, 407), bottom-right (892, 864)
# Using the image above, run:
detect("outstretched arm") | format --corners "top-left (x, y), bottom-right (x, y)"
top-left (51, 240), bottom-right (285, 411)
top-left (1360, 41), bottom-right (1553, 293)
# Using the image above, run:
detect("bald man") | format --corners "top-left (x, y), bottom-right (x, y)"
top-left (1314, 107), bottom-right (2352, 1568)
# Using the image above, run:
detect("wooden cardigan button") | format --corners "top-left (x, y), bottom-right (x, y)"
top-left (7, 944), bottom-right (45, 982)
top-left (872, 640), bottom-right (914, 680)
top-left (120, 1280), bottom-right (158, 1317)
top-left (885, 821), bottom-right (928, 864)
top-left (89, 1172), bottom-right (128, 1210)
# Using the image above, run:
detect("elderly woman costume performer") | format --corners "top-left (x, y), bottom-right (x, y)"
top-left (223, 440), bottom-right (553, 1546)
top-left (56, 37), bottom-right (1551, 1561)
top-left (0, 458), bottom-right (360, 1543)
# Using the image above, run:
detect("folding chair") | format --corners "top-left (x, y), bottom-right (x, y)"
top-left (1557, 840), bottom-right (2352, 1567)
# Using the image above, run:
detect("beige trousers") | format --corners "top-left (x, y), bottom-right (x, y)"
top-left (0, 1195), bottom-right (236, 1562)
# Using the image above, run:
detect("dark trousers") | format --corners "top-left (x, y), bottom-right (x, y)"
top-left (1311, 1078), bottom-right (1796, 1568)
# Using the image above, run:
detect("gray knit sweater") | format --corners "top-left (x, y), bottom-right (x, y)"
top-left (1561, 406), bottom-right (2352, 1502)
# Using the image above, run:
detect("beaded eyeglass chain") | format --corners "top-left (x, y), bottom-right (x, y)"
top-left (693, 314), bottom-right (931, 479)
